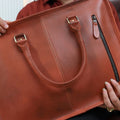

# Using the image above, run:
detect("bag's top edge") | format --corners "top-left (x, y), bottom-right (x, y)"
top-left (8, 0), bottom-right (88, 27)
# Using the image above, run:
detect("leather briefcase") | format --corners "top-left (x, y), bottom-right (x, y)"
top-left (0, 0), bottom-right (120, 119)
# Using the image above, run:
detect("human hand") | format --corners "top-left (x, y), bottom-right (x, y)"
top-left (0, 17), bottom-right (9, 36)
top-left (101, 79), bottom-right (120, 112)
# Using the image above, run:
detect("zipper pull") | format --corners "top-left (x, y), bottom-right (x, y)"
top-left (92, 15), bottom-right (99, 39)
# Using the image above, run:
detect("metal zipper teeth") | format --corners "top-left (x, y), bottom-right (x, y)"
top-left (92, 15), bottom-right (119, 82)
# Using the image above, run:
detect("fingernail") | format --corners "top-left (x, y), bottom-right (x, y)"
top-left (4, 24), bottom-right (9, 29)
top-left (103, 88), bottom-right (106, 91)
top-left (105, 82), bottom-right (109, 85)
top-left (110, 79), bottom-right (115, 82)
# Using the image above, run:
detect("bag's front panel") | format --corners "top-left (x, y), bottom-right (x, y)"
top-left (38, 0), bottom-right (118, 119)
top-left (0, 0), bottom-right (119, 120)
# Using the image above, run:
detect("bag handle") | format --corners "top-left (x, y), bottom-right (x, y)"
top-left (14, 16), bottom-right (87, 85)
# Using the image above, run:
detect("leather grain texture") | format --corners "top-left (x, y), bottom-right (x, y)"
top-left (0, 0), bottom-right (120, 119)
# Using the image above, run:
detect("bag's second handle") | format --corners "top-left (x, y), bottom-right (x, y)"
top-left (14, 16), bottom-right (87, 85)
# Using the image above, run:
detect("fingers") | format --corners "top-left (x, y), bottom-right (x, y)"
top-left (0, 26), bottom-right (6, 34)
top-left (103, 79), bottom-right (120, 111)
top-left (0, 18), bottom-right (9, 29)
top-left (103, 88), bottom-right (114, 110)
top-left (111, 79), bottom-right (120, 97)
top-left (0, 17), bottom-right (9, 35)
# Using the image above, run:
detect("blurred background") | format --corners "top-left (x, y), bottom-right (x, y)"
top-left (0, 0), bottom-right (119, 21)
top-left (0, 0), bottom-right (33, 21)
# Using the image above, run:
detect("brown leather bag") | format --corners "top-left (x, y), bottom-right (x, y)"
top-left (0, 0), bottom-right (120, 119)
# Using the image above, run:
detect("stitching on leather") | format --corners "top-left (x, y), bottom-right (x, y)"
top-left (41, 19), bottom-right (65, 83)
top-left (41, 18), bottom-right (73, 109)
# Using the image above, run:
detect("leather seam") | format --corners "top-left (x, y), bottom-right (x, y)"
top-left (41, 19), bottom-right (73, 109)
top-left (41, 19), bottom-right (65, 83)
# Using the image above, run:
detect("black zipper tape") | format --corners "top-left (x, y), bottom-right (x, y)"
top-left (92, 15), bottom-right (119, 82)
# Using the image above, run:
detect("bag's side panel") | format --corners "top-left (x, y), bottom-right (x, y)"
top-left (97, 0), bottom-right (120, 81)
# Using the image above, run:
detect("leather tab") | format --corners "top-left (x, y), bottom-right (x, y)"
top-left (92, 15), bottom-right (99, 39)
top-left (93, 20), bottom-right (99, 39)
top-left (66, 16), bottom-right (81, 32)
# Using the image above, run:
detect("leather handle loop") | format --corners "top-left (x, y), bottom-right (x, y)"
top-left (67, 16), bottom-right (87, 72)
top-left (15, 17), bottom-right (87, 85)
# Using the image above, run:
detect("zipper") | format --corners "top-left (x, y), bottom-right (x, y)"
top-left (92, 16), bottom-right (99, 39)
top-left (92, 15), bottom-right (119, 82)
